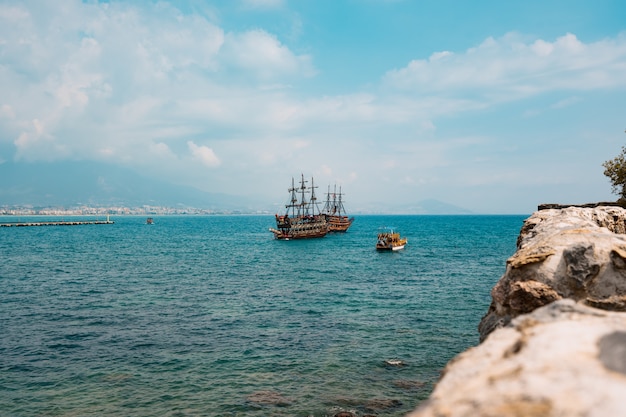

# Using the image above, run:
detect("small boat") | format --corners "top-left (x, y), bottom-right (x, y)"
top-left (376, 227), bottom-right (407, 251)
top-left (322, 184), bottom-right (354, 232)
top-left (269, 174), bottom-right (328, 240)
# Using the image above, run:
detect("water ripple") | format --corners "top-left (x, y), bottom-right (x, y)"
top-left (0, 214), bottom-right (524, 416)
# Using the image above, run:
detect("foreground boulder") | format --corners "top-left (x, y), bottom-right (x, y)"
top-left (408, 300), bottom-right (626, 417)
top-left (409, 206), bottom-right (626, 417)
top-left (479, 206), bottom-right (626, 341)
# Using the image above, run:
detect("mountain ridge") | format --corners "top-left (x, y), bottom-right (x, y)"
top-left (1, 161), bottom-right (472, 214)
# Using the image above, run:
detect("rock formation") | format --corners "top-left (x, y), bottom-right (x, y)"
top-left (408, 300), bottom-right (626, 417)
top-left (480, 206), bottom-right (626, 341)
top-left (409, 206), bottom-right (626, 417)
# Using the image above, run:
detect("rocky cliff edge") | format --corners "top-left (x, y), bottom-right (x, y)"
top-left (409, 206), bottom-right (626, 417)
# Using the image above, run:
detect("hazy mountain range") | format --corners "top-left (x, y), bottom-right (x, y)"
top-left (0, 161), bottom-right (260, 210)
top-left (0, 161), bottom-right (471, 214)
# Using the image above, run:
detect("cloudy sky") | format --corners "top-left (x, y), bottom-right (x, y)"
top-left (1, 0), bottom-right (625, 214)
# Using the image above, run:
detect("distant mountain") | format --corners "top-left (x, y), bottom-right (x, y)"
top-left (354, 198), bottom-right (473, 215)
top-left (0, 160), bottom-right (260, 210)
top-left (404, 199), bottom-right (474, 214)
top-left (0, 161), bottom-right (473, 214)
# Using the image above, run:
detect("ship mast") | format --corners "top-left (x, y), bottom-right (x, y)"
top-left (286, 176), bottom-right (298, 218)
top-left (336, 185), bottom-right (345, 216)
top-left (323, 183), bottom-right (347, 216)
top-left (310, 176), bottom-right (321, 216)
top-left (284, 174), bottom-right (324, 218)
top-left (299, 173), bottom-right (309, 217)
top-left (323, 185), bottom-right (333, 215)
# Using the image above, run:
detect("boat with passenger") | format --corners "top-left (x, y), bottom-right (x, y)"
top-left (376, 227), bottom-right (407, 251)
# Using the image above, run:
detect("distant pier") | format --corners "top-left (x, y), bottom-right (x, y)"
top-left (0, 218), bottom-right (114, 227)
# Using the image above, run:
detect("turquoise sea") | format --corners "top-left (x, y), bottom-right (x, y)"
top-left (0, 214), bottom-right (526, 416)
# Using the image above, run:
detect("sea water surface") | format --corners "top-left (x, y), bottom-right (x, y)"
top-left (0, 214), bottom-right (526, 416)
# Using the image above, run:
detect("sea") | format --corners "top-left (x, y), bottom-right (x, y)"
top-left (0, 214), bottom-right (527, 417)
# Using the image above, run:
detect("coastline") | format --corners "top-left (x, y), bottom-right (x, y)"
top-left (0, 220), bottom-right (114, 227)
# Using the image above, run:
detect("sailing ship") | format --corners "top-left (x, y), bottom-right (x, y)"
top-left (322, 184), bottom-right (354, 232)
top-left (269, 174), bottom-right (328, 240)
top-left (376, 227), bottom-right (408, 251)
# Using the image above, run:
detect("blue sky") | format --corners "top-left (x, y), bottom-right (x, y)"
top-left (1, 0), bottom-right (625, 213)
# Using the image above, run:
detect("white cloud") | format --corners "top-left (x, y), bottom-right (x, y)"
top-left (221, 29), bottom-right (315, 79)
top-left (0, 5), bottom-right (28, 21)
top-left (0, 1), bottom-right (624, 213)
top-left (54, 37), bottom-right (109, 109)
top-left (383, 32), bottom-right (626, 100)
top-left (0, 1), bottom-right (318, 167)
top-left (13, 118), bottom-right (68, 161)
top-left (188, 141), bottom-right (221, 167)
top-left (319, 165), bottom-right (333, 176)
top-left (430, 51), bottom-right (452, 61)
top-left (0, 105), bottom-right (15, 119)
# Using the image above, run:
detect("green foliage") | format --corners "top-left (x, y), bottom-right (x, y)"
top-left (603, 146), bottom-right (626, 200)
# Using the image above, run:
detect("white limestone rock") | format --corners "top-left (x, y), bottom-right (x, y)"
top-left (408, 299), bottom-right (626, 417)
top-left (479, 206), bottom-right (626, 341)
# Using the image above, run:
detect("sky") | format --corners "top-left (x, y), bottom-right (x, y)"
top-left (1, 0), bottom-right (625, 214)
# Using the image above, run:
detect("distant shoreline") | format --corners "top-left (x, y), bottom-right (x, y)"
top-left (0, 219), bottom-right (114, 227)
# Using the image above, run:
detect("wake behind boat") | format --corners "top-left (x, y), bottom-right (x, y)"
top-left (269, 174), bottom-right (328, 240)
top-left (376, 227), bottom-right (407, 251)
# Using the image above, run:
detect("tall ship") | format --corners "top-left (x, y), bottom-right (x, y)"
top-left (322, 184), bottom-right (354, 232)
top-left (269, 174), bottom-right (328, 240)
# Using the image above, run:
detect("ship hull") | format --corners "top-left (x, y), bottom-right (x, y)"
top-left (270, 227), bottom-right (328, 240)
top-left (376, 243), bottom-right (406, 251)
top-left (270, 215), bottom-right (328, 240)
top-left (325, 215), bottom-right (354, 232)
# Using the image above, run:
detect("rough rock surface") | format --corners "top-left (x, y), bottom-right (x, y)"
top-left (407, 299), bottom-right (626, 417)
top-left (479, 206), bottom-right (626, 341)
top-left (408, 206), bottom-right (626, 417)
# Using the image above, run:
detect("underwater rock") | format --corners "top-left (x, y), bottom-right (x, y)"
top-left (392, 379), bottom-right (426, 390)
top-left (333, 412), bottom-right (356, 417)
top-left (246, 390), bottom-right (291, 406)
top-left (364, 398), bottom-right (402, 411)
